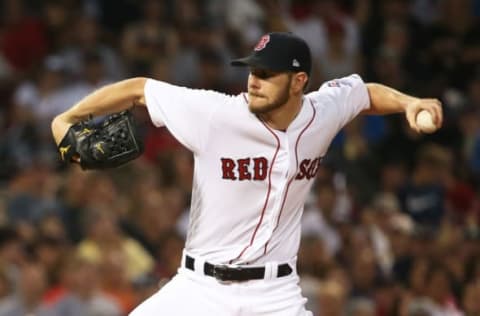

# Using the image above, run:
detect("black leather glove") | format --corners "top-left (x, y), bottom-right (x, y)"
top-left (57, 110), bottom-right (144, 169)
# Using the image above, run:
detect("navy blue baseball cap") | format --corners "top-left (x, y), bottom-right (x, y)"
top-left (231, 32), bottom-right (312, 76)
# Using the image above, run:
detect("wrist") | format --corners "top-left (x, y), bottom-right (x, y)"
top-left (51, 115), bottom-right (74, 145)
top-left (403, 97), bottom-right (421, 112)
top-left (57, 111), bottom-right (78, 124)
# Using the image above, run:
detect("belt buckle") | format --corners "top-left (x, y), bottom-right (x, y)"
top-left (212, 264), bottom-right (244, 283)
top-left (212, 264), bottom-right (230, 281)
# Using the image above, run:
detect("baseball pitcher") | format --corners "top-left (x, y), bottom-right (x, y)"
top-left (51, 32), bottom-right (442, 315)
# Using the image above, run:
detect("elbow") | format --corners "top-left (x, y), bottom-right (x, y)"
top-left (361, 83), bottom-right (378, 114)
top-left (123, 77), bottom-right (148, 106)
top-left (364, 83), bottom-right (390, 114)
top-left (365, 83), bottom-right (382, 101)
top-left (128, 76), bottom-right (148, 97)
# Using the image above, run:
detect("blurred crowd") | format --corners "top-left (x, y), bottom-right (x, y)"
top-left (0, 0), bottom-right (479, 315)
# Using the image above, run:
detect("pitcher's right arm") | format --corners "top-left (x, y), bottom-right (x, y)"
top-left (51, 77), bottom-right (147, 145)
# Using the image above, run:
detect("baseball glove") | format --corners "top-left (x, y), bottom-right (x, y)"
top-left (57, 110), bottom-right (144, 170)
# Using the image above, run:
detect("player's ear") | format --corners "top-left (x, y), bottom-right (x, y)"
top-left (292, 72), bottom-right (308, 94)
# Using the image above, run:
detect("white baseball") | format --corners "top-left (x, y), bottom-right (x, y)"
top-left (416, 110), bottom-right (436, 133)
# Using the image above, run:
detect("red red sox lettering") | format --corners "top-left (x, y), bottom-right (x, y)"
top-left (221, 157), bottom-right (322, 181)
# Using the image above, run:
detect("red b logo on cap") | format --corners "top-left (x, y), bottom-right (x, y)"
top-left (254, 35), bottom-right (270, 51)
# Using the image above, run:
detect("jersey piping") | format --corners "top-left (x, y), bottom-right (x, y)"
top-left (232, 120), bottom-right (280, 263)
top-left (262, 99), bottom-right (317, 256)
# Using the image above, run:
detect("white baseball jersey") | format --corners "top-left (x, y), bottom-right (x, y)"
top-left (144, 74), bottom-right (370, 265)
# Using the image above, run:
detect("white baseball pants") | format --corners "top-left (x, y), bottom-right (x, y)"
top-left (129, 256), bottom-right (312, 316)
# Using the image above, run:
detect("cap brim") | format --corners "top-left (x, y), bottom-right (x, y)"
top-left (231, 55), bottom-right (256, 67)
top-left (231, 55), bottom-right (304, 73)
top-left (230, 55), bottom-right (277, 70)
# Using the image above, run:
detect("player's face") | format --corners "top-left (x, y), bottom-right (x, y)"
top-left (247, 68), bottom-right (293, 114)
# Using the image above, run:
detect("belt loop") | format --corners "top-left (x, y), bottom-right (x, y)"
top-left (264, 262), bottom-right (278, 280)
top-left (194, 256), bottom-right (205, 276)
top-left (181, 250), bottom-right (187, 268)
top-left (264, 262), bottom-right (271, 280)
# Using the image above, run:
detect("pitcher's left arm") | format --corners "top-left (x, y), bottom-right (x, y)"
top-left (363, 83), bottom-right (443, 133)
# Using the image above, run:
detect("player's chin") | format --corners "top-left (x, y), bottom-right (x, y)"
top-left (248, 98), bottom-right (269, 114)
top-left (249, 102), bottom-right (269, 114)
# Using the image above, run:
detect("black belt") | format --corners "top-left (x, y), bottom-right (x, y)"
top-left (185, 255), bottom-right (292, 282)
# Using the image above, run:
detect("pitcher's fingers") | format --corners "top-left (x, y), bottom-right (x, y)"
top-left (433, 101), bottom-right (443, 127)
top-left (406, 110), bottom-right (420, 133)
top-left (425, 99), bottom-right (442, 127)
